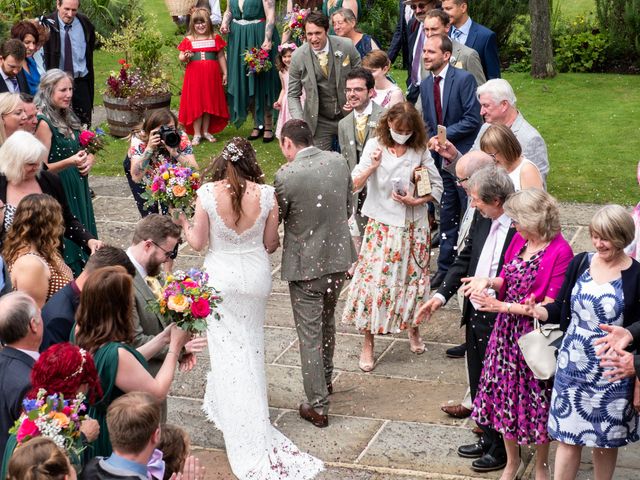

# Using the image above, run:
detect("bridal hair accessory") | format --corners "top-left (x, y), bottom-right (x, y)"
top-left (64, 348), bottom-right (87, 381)
top-left (278, 43), bottom-right (297, 53)
top-left (223, 141), bottom-right (244, 163)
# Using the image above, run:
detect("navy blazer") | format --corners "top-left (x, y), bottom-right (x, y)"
top-left (404, 17), bottom-right (422, 102)
top-left (420, 66), bottom-right (482, 155)
top-left (464, 21), bottom-right (501, 80)
top-left (388, 0), bottom-right (411, 69)
top-left (0, 347), bottom-right (34, 458)
top-left (0, 70), bottom-right (29, 94)
top-left (41, 282), bottom-right (80, 351)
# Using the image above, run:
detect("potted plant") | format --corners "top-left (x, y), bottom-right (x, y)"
top-left (100, 14), bottom-right (173, 137)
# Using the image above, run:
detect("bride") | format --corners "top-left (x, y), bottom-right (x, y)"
top-left (176, 137), bottom-right (324, 479)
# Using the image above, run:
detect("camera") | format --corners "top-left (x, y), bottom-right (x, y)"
top-left (157, 125), bottom-right (181, 149)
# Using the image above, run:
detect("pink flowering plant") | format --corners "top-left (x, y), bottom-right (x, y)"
top-left (141, 162), bottom-right (201, 217)
top-left (105, 60), bottom-right (170, 98)
top-left (283, 6), bottom-right (310, 42)
top-left (10, 389), bottom-right (87, 458)
top-left (78, 127), bottom-right (105, 154)
top-left (243, 47), bottom-right (273, 75)
top-left (147, 268), bottom-right (222, 334)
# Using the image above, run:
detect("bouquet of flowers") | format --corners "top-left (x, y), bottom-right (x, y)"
top-left (105, 59), bottom-right (170, 98)
top-left (243, 47), bottom-right (272, 76)
top-left (78, 127), bottom-right (106, 154)
top-left (283, 6), bottom-right (310, 43)
top-left (141, 162), bottom-right (201, 217)
top-left (10, 389), bottom-right (87, 458)
top-left (147, 269), bottom-right (222, 334)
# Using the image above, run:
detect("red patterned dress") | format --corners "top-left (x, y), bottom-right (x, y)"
top-left (177, 36), bottom-right (229, 135)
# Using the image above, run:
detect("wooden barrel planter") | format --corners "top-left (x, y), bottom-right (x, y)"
top-left (103, 93), bottom-right (172, 138)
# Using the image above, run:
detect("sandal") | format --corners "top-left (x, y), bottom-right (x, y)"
top-left (247, 126), bottom-right (264, 140)
top-left (262, 129), bottom-right (275, 143)
top-left (203, 133), bottom-right (217, 143)
top-left (192, 135), bottom-right (201, 146)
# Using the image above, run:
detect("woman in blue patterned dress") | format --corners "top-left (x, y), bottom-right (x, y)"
top-left (524, 205), bottom-right (640, 480)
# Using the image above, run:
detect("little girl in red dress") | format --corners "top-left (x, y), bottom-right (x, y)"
top-left (178, 8), bottom-right (229, 145)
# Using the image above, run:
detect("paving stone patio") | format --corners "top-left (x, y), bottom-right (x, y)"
top-left (91, 175), bottom-right (640, 479)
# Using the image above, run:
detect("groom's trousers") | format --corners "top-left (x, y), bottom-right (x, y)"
top-left (289, 271), bottom-right (346, 415)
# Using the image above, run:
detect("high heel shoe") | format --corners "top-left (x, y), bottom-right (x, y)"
top-left (247, 125), bottom-right (264, 140)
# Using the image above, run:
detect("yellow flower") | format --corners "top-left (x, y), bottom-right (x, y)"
top-left (166, 275), bottom-right (173, 282)
top-left (167, 294), bottom-right (189, 312)
top-left (162, 172), bottom-right (170, 180)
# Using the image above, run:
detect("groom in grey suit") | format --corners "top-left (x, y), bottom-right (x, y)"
top-left (275, 119), bottom-right (357, 427)
top-left (287, 11), bottom-right (361, 151)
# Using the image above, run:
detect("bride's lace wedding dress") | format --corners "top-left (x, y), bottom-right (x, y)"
top-left (199, 182), bottom-right (323, 479)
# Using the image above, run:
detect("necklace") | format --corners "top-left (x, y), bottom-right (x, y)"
top-left (525, 240), bottom-right (549, 256)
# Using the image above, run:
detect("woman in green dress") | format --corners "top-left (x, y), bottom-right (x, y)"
top-left (322, 0), bottom-right (359, 33)
top-left (73, 266), bottom-right (190, 457)
top-left (221, 0), bottom-right (281, 142)
top-left (35, 69), bottom-right (98, 276)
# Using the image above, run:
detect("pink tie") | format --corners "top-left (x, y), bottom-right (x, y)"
top-left (472, 220), bottom-right (502, 309)
top-left (411, 29), bottom-right (425, 85)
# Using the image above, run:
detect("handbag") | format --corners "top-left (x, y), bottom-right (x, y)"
top-left (517, 317), bottom-right (563, 380)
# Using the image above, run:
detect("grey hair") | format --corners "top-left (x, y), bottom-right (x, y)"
top-left (0, 92), bottom-right (23, 145)
top-left (0, 291), bottom-right (38, 345)
top-left (332, 7), bottom-right (357, 23)
top-left (0, 131), bottom-right (46, 182)
top-left (35, 69), bottom-right (82, 137)
top-left (476, 79), bottom-right (517, 106)
top-left (467, 165), bottom-right (515, 205)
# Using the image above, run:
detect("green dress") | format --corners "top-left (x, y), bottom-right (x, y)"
top-left (323, 0), bottom-right (362, 34)
top-left (227, 0), bottom-right (281, 128)
top-left (38, 115), bottom-right (98, 276)
top-left (87, 342), bottom-right (148, 458)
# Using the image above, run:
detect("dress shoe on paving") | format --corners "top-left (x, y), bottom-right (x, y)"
top-left (471, 453), bottom-right (507, 472)
top-left (430, 270), bottom-right (446, 290)
top-left (441, 404), bottom-right (472, 418)
top-left (457, 442), bottom-right (484, 458)
top-left (445, 343), bottom-right (466, 358)
top-left (299, 403), bottom-right (328, 428)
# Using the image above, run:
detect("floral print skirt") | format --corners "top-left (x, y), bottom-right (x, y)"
top-left (341, 218), bottom-right (430, 334)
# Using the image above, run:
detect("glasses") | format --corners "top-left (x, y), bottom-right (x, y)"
top-left (410, 3), bottom-right (429, 10)
top-left (344, 87), bottom-right (368, 93)
top-left (455, 176), bottom-right (469, 186)
top-left (486, 152), bottom-right (498, 162)
top-left (151, 240), bottom-right (181, 260)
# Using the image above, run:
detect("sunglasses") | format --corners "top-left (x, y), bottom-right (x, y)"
top-left (151, 240), bottom-right (181, 260)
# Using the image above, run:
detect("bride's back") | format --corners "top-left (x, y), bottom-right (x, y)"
top-left (211, 180), bottom-right (263, 235)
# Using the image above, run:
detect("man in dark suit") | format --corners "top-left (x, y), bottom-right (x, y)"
top-left (403, 0), bottom-right (438, 104)
top-left (43, 0), bottom-right (96, 125)
top-left (441, 0), bottom-right (500, 79)
top-left (0, 292), bottom-right (43, 458)
top-left (0, 39), bottom-right (29, 94)
top-left (388, 0), bottom-right (415, 70)
top-left (41, 246), bottom-right (136, 351)
top-left (418, 166), bottom-right (515, 473)
top-left (420, 33), bottom-right (481, 287)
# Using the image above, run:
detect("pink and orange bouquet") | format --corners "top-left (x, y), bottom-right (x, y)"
top-left (147, 268), bottom-right (222, 334)
top-left (243, 47), bottom-right (272, 75)
top-left (283, 6), bottom-right (310, 42)
top-left (10, 389), bottom-right (87, 458)
top-left (78, 127), bottom-right (105, 154)
top-left (141, 162), bottom-right (200, 217)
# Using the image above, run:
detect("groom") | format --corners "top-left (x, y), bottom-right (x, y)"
top-left (275, 119), bottom-right (357, 427)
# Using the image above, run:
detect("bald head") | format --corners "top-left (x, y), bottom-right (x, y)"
top-left (456, 150), bottom-right (494, 181)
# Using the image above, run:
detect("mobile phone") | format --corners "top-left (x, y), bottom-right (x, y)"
top-left (437, 125), bottom-right (447, 145)
top-left (391, 177), bottom-right (406, 196)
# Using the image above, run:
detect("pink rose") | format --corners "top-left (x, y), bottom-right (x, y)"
top-left (191, 297), bottom-right (211, 318)
top-left (79, 130), bottom-right (95, 147)
top-left (16, 418), bottom-right (40, 443)
top-left (181, 280), bottom-right (198, 289)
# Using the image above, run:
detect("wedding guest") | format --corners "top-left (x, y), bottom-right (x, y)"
top-left (523, 205), bottom-right (640, 480)
top-left (10, 20), bottom-right (41, 95)
top-left (157, 424), bottom-right (205, 480)
top-left (74, 266), bottom-right (190, 457)
top-left (0, 131), bottom-right (101, 261)
top-left (464, 189), bottom-right (573, 480)
top-left (0, 92), bottom-right (28, 144)
top-left (331, 8), bottom-right (379, 58)
top-left (6, 437), bottom-right (76, 480)
top-left (342, 101), bottom-right (443, 371)
top-left (480, 124), bottom-right (543, 191)
top-left (323, 0), bottom-right (359, 33)
top-left (4, 194), bottom-right (73, 308)
top-left (30, 19), bottom-right (49, 76)
top-left (35, 69), bottom-right (98, 275)
top-left (0, 39), bottom-right (29, 94)
top-left (20, 93), bottom-right (39, 134)
top-left (362, 51), bottom-right (404, 109)
top-left (125, 109), bottom-right (197, 217)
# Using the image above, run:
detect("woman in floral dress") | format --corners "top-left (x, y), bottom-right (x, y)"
top-left (465, 189), bottom-right (573, 480)
top-left (341, 102), bottom-right (442, 372)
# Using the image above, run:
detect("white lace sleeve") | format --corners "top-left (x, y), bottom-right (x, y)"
top-left (197, 183), bottom-right (217, 218)
top-left (260, 184), bottom-right (276, 216)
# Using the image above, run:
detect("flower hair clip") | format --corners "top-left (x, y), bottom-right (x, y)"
top-left (64, 348), bottom-right (87, 381)
top-left (278, 43), bottom-right (298, 53)
top-left (223, 142), bottom-right (243, 163)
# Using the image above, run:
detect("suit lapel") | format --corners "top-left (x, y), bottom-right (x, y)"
top-left (442, 68), bottom-right (455, 122)
top-left (365, 103), bottom-right (383, 144)
top-left (303, 44), bottom-right (318, 92)
top-left (329, 37), bottom-right (340, 91)
top-left (425, 76), bottom-right (437, 128)
top-left (466, 22), bottom-right (478, 50)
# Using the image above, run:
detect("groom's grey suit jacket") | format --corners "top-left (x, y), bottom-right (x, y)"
top-left (274, 147), bottom-right (357, 282)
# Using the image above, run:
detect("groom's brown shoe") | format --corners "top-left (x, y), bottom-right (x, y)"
top-left (299, 403), bottom-right (328, 428)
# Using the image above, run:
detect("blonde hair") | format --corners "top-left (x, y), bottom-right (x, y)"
top-left (0, 131), bottom-right (46, 182)
top-left (503, 189), bottom-right (561, 242)
top-left (589, 204), bottom-right (635, 251)
top-left (0, 92), bottom-right (24, 145)
top-left (479, 123), bottom-right (522, 166)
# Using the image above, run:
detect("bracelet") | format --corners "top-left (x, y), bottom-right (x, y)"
top-left (506, 302), bottom-right (512, 314)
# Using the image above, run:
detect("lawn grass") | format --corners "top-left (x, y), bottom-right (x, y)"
top-left (90, 0), bottom-right (640, 205)
top-left (557, 0), bottom-right (596, 19)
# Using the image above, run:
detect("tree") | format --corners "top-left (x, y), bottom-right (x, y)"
top-left (529, 0), bottom-right (556, 78)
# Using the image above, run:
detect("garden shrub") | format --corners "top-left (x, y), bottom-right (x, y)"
top-left (554, 15), bottom-right (609, 72)
top-left (595, 0), bottom-right (640, 62)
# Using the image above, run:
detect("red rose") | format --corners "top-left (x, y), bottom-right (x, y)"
top-left (16, 419), bottom-right (39, 443)
top-left (118, 58), bottom-right (126, 65)
top-left (191, 297), bottom-right (211, 318)
top-left (79, 130), bottom-right (95, 147)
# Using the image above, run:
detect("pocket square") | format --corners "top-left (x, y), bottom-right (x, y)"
top-left (342, 56), bottom-right (351, 67)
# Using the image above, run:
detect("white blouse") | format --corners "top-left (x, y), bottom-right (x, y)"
top-left (352, 137), bottom-right (443, 228)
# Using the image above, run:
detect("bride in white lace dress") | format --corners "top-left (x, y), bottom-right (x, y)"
top-left (176, 138), bottom-right (324, 479)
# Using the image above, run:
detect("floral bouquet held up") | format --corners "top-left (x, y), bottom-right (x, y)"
top-left (243, 47), bottom-right (273, 76)
top-left (79, 127), bottom-right (106, 154)
top-left (282, 6), bottom-right (310, 43)
top-left (146, 268), bottom-right (222, 334)
top-left (141, 162), bottom-right (201, 217)
top-left (10, 389), bottom-right (88, 460)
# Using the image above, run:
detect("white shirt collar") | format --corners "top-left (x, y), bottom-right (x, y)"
top-left (15, 348), bottom-right (40, 361)
top-left (433, 63), bottom-right (450, 80)
top-left (126, 247), bottom-right (147, 278)
top-left (494, 212), bottom-right (511, 229)
top-left (313, 40), bottom-right (330, 56)
top-left (354, 101), bottom-right (373, 117)
top-left (457, 17), bottom-right (472, 35)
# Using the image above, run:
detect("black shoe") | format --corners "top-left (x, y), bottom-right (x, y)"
top-left (430, 229), bottom-right (440, 248)
top-left (457, 442), bottom-right (484, 459)
top-left (445, 342), bottom-right (466, 358)
top-left (247, 126), bottom-right (264, 140)
top-left (430, 270), bottom-right (446, 290)
top-left (471, 453), bottom-right (507, 472)
top-left (262, 129), bottom-right (275, 143)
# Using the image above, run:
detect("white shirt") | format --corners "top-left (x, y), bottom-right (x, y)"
top-left (126, 248), bottom-right (147, 278)
top-left (432, 63), bottom-right (449, 107)
top-left (473, 212), bottom-right (511, 278)
top-left (0, 70), bottom-right (19, 93)
top-left (313, 41), bottom-right (330, 56)
top-left (15, 348), bottom-right (40, 361)
top-left (352, 137), bottom-right (443, 228)
top-left (354, 101), bottom-right (373, 118)
top-left (451, 17), bottom-right (472, 45)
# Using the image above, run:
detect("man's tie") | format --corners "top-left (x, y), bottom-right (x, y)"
top-left (433, 75), bottom-right (443, 125)
top-left (316, 51), bottom-right (329, 78)
top-left (145, 275), bottom-right (163, 299)
top-left (410, 28), bottom-right (425, 85)
top-left (471, 220), bottom-right (502, 309)
top-left (8, 77), bottom-right (18, 93)
top-left (63, 24), bottom-right (74, 75)
top-left (451, 27), bottom-right (462, 41)
top-left (355, 114), bottom-right (368, 145)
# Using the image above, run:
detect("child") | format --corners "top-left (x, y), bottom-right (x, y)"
top-left (177, 8), bottom-right (229, 145)
top-left (273, 43), bottom-right (298, 139)
top-left (362, 50), bottom-right (404, 109)
top-left (156, 424), bottom-right (206, 480)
